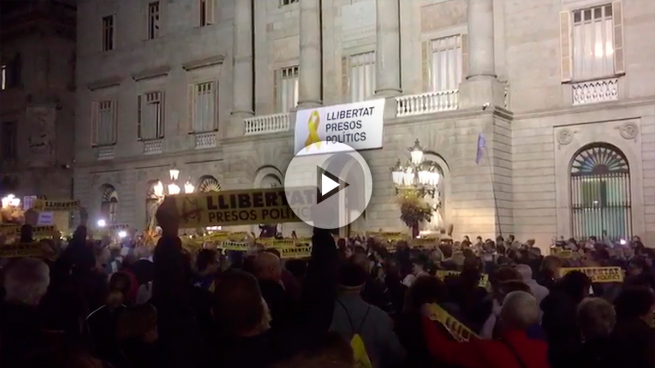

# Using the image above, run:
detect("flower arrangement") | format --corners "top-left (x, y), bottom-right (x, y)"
top-left (397, 190), bottom-right (433, 237)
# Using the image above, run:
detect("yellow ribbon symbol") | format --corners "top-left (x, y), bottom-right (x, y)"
top-left (304, 111), bottom-right (322, 150)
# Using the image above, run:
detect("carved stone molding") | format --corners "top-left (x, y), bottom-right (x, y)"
top-left (557, 129), bottom-right (574, 146)
top-left (132, 65), bottom-right (171, 81)
top-left (86, 76), bottom-right (122, 91)
top-left (182, 55), bottom-right (225, 71)
top-left (618, 122), bottom-right (639, 140)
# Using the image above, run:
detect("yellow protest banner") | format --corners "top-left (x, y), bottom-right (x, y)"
top-left (0, 243), bottom-right (45, 258)
top-left (169, 187), bottom-right (316, 228)
top-left (436, 270), bottom-right (490, 288)
top-left (272, 239), bottom-right (296, 248)
top-left (0, 225), bottom-right (59, 237)
top-left (425, 303), bottom-right (479, 342)
top-left (257, 238), bottom-right (274, 246)
top-left (227, 232), bottom-right (248, 241)
top-left (379, 232), bottom-right (407, 241)
top-left (410, 238), bottom-right (438, 247)
top-left (32, 199), bottom-right (80, 211)
top-left (279, 246), bottom-right (312, 259)
top-left (550, 247), bottom-right (574, 259)
top-left (218, 241), bottom-right (249, 252)
top-left (559, 267), bottom-right (624, 283)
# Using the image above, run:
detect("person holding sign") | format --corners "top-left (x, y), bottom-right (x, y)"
top-left (421, 291), bottom-right (549, 368)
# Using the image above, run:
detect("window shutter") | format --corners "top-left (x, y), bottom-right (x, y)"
top-left (461, 34), bottom-right (469, 81)
top-left (273, 70), bottom-right (280, 113)
top-left (612, 1), bottom-right (625, 75)
top-left (559, 11), bottom-right (573, 82)
top-left (137, 94), bottom-right (142, 140)
top-left (91, 101), bottom-right (99, 146)
top-left (341, 56), bottom-right (349, 102)
top-left (159, 91), bottom-right (165, 138)
top-left (206, 0), bottom-right (215, 25)
top-left (212, 82), bottom-right (218, 131)
top-left (111, 99), bottom-right (118, 144)
top-left (422, 41), bottom-right (430, 92)
top-left (187, 84), bottom-right (195, 133)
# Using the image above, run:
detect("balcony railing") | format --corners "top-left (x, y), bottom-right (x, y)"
top-left (97, 146), bottom-right (115, 160)
top-left (572, 78), bottom-right (618, 106)
top-left (396, 90), bottom-right (459, 117)
top-left (143, 140), bottom-right (163, 155)
top-left (244, 113), bottom-right (291, 136)
top-left (194, 132), bottom-right (217, 149)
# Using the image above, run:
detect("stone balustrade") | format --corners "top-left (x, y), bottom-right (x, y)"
top-left (395, 90), bottom-right (459, 117)
top-left (195, 132), bottom-right (217, 149)
top-left (244, 113), bottom-right (291, 135)
top-left (572, 78), bottom-right (619, 106)
top-left (97, 146), bottom-right (115, 160)
top-left (143, 140), bottom-right (163, 155)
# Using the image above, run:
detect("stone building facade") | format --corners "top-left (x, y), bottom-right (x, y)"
top-left (73, 0), bottom-right (655, 247)
top-left (0, 0), bottom-right (77, 201)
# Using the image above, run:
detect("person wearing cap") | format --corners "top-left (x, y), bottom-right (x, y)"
top-left (330, 262), bottom-right (405, 368)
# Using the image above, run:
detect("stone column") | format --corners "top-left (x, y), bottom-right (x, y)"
top-left (374, 0), bottom-right (401, 97)
top-left (458, 0), bottom-right (503, 109)
top-left (232, 0), bottom-right (254, 116)
top-left (298, 0), bottom-right (322, 108)
top-left (467, 0), bottom-right (496, 80)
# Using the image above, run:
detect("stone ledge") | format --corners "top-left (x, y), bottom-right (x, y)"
top-left (132, 65), bottom-right (171, 81)
top-left (182, 55), bottom-right (225, 71)
top-left (86, 76), bottom-right (123, 91)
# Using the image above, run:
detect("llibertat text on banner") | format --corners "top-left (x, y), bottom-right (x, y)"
top-left (168, 187), bottom-right (318, 228)
top-left (294, 99), bottom-right (385, 155)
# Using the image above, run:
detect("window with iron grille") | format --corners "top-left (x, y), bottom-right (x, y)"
top-left (276, 66), bottom-right (299, 113)
top-left (148, 2), bottom-right (160, 40)
top-left (138, 91), bottom-right (165, 140)
top-left (349, 52), bottom-right (376, 102)
top-left (102, 15), bottom-right (115, 51)
top-left (190, 82), bottom-right (217, 133)
top-left (430, 35), bottom-right (463, 92)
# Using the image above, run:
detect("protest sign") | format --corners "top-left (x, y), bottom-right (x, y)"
top-left (169, 187), bottom-right (316, 228)
top-left (272, 239), bottom-right (296, 248)
top-left (108, 224), bottom-right (130, 231)
top-left (410, 238), bottom-right (439, 247)
top-left (550, 247), bottom-right (575, 258)
top-left (425, 303), bottom-right (479, 342)
top-left (0, 243), bottom-right (45, 258)
top-left (0, 225), bottom-right (59, 237)
top-left (218, 241), bottom-right (249, 252)
top-left (558, 267), bottom-right (624, 283)
top-left (436, 270), bottom-right (490, 288)
top-left (32, 199), bottom-right (80, 211)
top-left (279, 246), bottom-right (312, 259)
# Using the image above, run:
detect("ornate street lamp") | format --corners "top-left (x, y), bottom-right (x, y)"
top-left (390, 139), bottom-right (441, 198)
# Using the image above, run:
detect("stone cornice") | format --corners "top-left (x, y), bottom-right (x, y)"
top-left (132, 65), bottom-right (171, 81)
top-left (86, 76), bottom-right (122, 91)
top-left (76, 146), bottom-right (224, 169)
top-left (182, 55), bottom-right (225, 71)
top-left (512, 97), bottom-right (655, 120)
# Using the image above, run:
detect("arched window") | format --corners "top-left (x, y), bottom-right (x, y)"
top-left (570, 143), bottom-right (631, 241)
top-left (197, 175), bottom-right (221, 192)
top-left (260, 174), bottom-right (282, 188)
top-left (100, 184), bottom-right (118, 223)
top-left (146, 180), bottom-right (160, 228)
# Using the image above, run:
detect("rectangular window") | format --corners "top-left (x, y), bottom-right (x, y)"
top-left (138, 91), bottom-right (165, 140)
top-left (148, 2), bottom-right (160, 40)
top-left (281, 0), bottom-right (298, 6)
top-left (1, 65), bottom-right (5, 90)
top-left (102, 15), bottom-right (115, 51)
top-left (350, 52), bottom-right (376, 102)
top-left (572, 4), bottom-right (615, 80)
top-left (1, 122), bottom-right (17, 159)
top-left (93, 100), bottom-right (117, 146)
top-left (200, 0), bottom-right (214, 26)
top-left (191, 82), bottom-right (217, 133)
top-left (430, 35), bottom-right (463, 92)
top-left (277, 66), bottom-right (299, 113)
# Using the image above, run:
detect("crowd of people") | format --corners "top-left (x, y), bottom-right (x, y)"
top-left (0, 199), bottom-right (654, 368)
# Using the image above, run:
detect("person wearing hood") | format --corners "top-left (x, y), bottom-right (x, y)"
top-left (516, 264), bottom-right (549, 320)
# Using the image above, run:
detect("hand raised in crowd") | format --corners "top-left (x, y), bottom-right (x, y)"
top-left (156, 196), bottom-right (180, 237)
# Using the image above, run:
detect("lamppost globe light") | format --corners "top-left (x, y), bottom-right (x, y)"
top-left (118, 230), bottom-right (127, 239)
top-left (97, 219), bottom-right (107, 228)
top-left (153, 180), bottom-right (165, 197)
top-left (410, 139), bottom-right (424, 165)
top-left (184, 181), bottom-right (195, 194)
top-left (168, 183), bottom-right (181, 195)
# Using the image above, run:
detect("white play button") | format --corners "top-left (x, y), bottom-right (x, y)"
top-left (321, 174), bottom-right (339, 196)
top-left (317, 168), bottom-right (349, 203)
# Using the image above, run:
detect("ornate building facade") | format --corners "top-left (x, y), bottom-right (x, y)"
top-left (73, 0), bottom-right (655, 247)
top-left (0, 0), bottom-right (77, 201)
